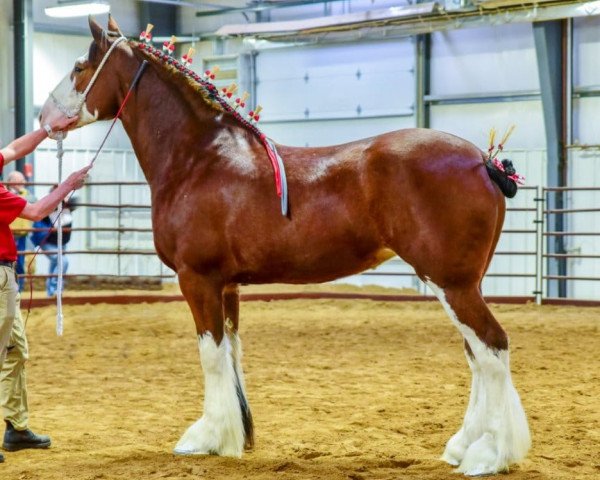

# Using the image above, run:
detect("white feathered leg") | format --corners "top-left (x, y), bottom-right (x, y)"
top-left (427, 281), bottom-right (531, 476)
top-left (441, 352), bottom-right (480, 466)
top-left (174, 333), bottom-right (245, 457)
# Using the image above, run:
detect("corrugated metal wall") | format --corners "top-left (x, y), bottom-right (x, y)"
top-left (2, 6), bottom-right (597, 298)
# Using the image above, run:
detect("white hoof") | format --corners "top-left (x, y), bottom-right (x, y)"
top-left (441, 429), bottom-right (468, 466)
top-left (456, 432), bottom-right (508, 477)
top-left (173, 418), bottom-right (218, 456)
top-left (173, 416), bottom-right (243, 457)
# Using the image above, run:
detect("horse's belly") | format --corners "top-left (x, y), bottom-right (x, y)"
top-left (232, 247), bottom-right (395, 285)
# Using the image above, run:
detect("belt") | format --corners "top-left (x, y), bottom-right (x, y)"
top-left (0, 260), bottom-right (16, 269)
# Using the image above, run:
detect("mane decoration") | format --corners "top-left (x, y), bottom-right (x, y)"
top-left (136, 25), bottom-right (288, 216)
top-left (484, 125), bottom-right (524, 198)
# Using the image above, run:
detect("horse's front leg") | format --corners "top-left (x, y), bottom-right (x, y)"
top-left (173, 269), bottom-right (246, 457)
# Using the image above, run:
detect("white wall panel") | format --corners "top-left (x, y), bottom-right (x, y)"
top-left (566, 149), bottom-right (600, 299)
top-left (256, 40), bottom-right (415, 122)
top-left (33, 32), bottom-right (90, 106)
top-left (261, 116), bottom-right (415, 147)
top-left (573, 97), bottom-right (600, 145)
top-left (431, 23), bottom-right (539, 96)
top-left (573, 16), bottom-right (600, 88)
top-left (0, 0), bottom-right (13, 145)
top-left (430, 101), bottom-right (546, 150)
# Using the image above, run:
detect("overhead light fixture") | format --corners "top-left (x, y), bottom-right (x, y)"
top-left (45, 1), bottom-right (110, 18)
top-left (216, 2), bottom-right (438, 37)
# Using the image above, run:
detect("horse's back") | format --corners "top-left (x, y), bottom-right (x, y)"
top-left (283, 128), bottom-right (490, 188)
top-left (367, 128), bottom-right (485, 170)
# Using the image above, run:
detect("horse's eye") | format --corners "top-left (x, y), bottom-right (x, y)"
top-left (74, 65), bottom-right (84, 73)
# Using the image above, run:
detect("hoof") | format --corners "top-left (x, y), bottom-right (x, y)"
top-left (173, 445), bottom-right (212, 456)
top-left (174, 418), bottom-right (218, 456)
top-left (174, 417), bottom-right (243, 458)
top-left (456, 433), bottom-right (509, 477)
top-left (441, 429), bottom-right (467, 467)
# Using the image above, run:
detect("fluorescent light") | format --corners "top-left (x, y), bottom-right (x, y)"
top-left (577, 0), bottom-right (600, 15)
top-left (45, 1), bottom-right (110, 18)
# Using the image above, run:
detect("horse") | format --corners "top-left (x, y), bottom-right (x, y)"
top-left (40, 16), bottom-right (531, 476)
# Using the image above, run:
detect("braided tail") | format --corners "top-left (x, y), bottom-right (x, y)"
top-left (483, 152), bottom-right (518, 198)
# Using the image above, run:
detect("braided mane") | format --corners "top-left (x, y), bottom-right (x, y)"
top-left (132, 40), bottom-right (226, 114)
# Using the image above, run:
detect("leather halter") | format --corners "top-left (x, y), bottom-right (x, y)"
top-left (50, 36), bottom-right (128, 118)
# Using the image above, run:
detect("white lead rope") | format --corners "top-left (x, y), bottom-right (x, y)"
top-left (55, 133), bottom-right (65, 336)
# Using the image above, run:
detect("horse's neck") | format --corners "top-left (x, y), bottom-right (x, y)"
top-left (119, 66), bottom-right (225, 187)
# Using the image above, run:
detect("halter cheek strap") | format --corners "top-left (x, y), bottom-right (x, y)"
top-left (51, 35), bottom-right (128, 118)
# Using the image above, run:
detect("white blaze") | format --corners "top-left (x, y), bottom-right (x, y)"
top-left (41, 73), bottom-right (98, 128)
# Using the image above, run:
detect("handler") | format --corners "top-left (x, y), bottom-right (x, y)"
top-left (0, 114), bottom-right (89, 464)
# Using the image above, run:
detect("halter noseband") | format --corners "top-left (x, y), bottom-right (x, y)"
top-left (50, 35), bottom-right (128, 118)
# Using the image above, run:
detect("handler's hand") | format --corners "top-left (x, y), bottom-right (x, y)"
top-left (44, 110), bottom-right (79, 135)
top-left (65, 165), bottom-right (92, 191)
top-left (50, 115), bottom-right (79, 132)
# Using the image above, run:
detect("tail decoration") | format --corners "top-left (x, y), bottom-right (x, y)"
top-left (485, 125), bottom-right (524, 198)
top-left (137, 24), bottom-right (288, 216)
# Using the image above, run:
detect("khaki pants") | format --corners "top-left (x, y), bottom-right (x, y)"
top-left (0, 265), bottom-right (29, 430)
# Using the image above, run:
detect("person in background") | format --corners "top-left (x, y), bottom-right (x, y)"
top-left (5, 171), bottom-right (36, 292)
top-left (40, 186), bottom-right (74, 298)
top-left (0, 114), bottom-right (89, 464)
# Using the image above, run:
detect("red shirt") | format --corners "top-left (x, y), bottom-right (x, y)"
top-left (0, 152), bottom-right (27, 261)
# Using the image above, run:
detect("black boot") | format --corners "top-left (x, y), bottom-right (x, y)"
top-left (3, 421), bottom-right (51, 451)
top-left (0, 451), bottom-right (4, 462)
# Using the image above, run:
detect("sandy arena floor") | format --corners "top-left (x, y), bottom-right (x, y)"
top-left (2, 290), bottom-right (599, 479)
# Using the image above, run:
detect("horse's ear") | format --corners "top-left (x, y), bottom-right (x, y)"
top-left (89, 15), bottom-right (105, 45)
top-left (107, 14), bottom-right (123, 36)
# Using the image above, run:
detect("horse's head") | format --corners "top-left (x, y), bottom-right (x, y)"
top-left (40, 16), bottom-right (137, 135)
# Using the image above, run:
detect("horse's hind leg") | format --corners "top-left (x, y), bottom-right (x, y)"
top-left (173, 269), bottom-right (246, 457)
top-left (426, 282), bottom-right (531, 476)
top-left (223, 284), bottom-right (254, 450)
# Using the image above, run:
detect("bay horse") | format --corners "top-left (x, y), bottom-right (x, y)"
top-left (40, 16), bottom-right (530, 476)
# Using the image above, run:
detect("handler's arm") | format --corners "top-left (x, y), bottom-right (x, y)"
top-left (0, 115), bottom-right (79, 164)
top-left (20, 165), bottom-right (91, 221)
